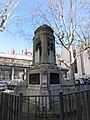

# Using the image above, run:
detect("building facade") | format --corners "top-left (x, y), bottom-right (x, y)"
top-left (75, 39), bottom-right (90, 78)
top-left (0, 49), bottom-right (32, 80)
top-left (60, 39), bottom-right (90, 79)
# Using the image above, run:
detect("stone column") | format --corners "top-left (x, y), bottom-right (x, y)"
top-left (24, 69), bottom-right (26, 80)
top-left (38, 48), bottom-right (40, 62)
top-left (35, 51), bottom-right (37, 63)
top-left (11, 68), bottom-right (14, 80)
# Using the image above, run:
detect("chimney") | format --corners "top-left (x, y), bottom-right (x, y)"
top-left (25, 49), bottom-right (28, 55)
top-left (12, 48), bottom-right (15, 54)
top-left (22, 49), bottom-right (24, 54)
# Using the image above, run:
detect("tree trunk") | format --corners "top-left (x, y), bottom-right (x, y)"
top-left (69, 45), bottom-right (75, 84)
top-left (70, 62), bottom-right (75, 84)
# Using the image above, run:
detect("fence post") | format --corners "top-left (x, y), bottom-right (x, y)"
top-left (0, 92), bottom-right (4, 120)
top-left (3, 93), bottom-right (9, 120)
top-left (18, 92), bottom-right (23, 120)
top-left (59, 92), bottom-right (64, 120)
top-left (86, 90), bottom-right (90, 120)
top-left (75, 92), bottom-right (82, 120)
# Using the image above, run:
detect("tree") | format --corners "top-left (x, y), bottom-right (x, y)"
top-left (76, 11), bottom-right (90, 59)
top-left (0, 0), bottom-right (21, 31)
top-left (75, 0), bottom-right (90, 60)
top-left (32, 0), bottom-right (89, 83)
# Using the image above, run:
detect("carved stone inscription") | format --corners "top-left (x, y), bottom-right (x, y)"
top-left (50, 73), bottom-right (59, 84)
top-left (29, 73), bottom-right (40, 84)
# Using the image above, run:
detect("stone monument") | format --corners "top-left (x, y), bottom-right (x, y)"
top-left (26, 24), bottom-right (63, 95)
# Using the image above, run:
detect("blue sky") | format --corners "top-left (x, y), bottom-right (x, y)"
top-left (0, 31), bottom-right (30, 53)
top-left (0, 0), bottom-right (38, 54)
top-left (0, 0), bottom-right (89, 54)
top-left (0, 0), bottom-right (65, 54)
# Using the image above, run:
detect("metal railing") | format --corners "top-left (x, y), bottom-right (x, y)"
top-left (22, 94), bottom-right (61, 120)
top-left (0, 92), bottom-right (22, 120)
top-left (62, 90), bottom-right (90, 120)
top-left (0, 88), bottom-right (90, 120)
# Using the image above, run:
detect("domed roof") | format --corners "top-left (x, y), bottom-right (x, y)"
top-left (35, 24), bottom-right (53, 34)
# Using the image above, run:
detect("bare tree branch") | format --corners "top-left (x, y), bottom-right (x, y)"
top-left (0, 0), bottom-right (21, 31)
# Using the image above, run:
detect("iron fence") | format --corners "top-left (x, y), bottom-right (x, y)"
top-left (0, 89), bottom-right (90, 120)
top-left (0, 92), bottom-right (22, 120)
top-left (62, 90), bottom-right (90, 120)
top-left (22, 94), bottom-right (61, 120)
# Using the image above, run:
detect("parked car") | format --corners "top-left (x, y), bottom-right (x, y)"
top-left (75, 78), bottom-right (85, 85)
top-left (0, 80), bottom-right (7, 91)
top-left (7, 79), bottom-right (23, 90)
top-left (84, 77), bottom-right (90, 84)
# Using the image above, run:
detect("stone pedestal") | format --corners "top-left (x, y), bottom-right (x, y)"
top-left (26, 63), bottom-right (63, 96)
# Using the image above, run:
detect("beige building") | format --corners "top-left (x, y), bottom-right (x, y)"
top-left (76, 38), bottom-right (90, 78)
top-left (60, 38), bottom-right (90, 79)
top-left (0, 48), bottom-right (32, 80)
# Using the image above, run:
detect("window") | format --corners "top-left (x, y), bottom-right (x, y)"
top-left (50, 73), bottom-right (59, 84)
top-left (29, 73), bottom-right (40, 84)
